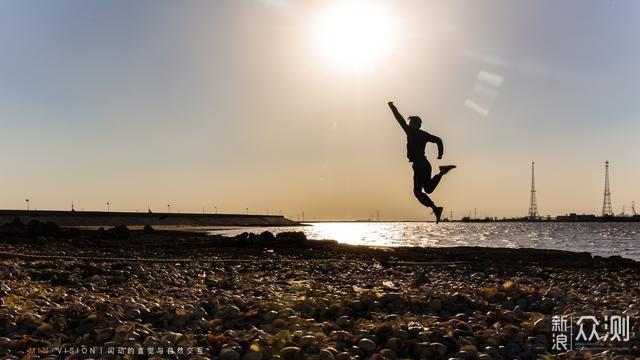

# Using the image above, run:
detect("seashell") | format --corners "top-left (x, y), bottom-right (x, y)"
top-left (75, 318), bottom-right (96, 334)
top-left (219, 348), bottom-right (241, 360)
top-left (279, 346), bottom-right (301, 360)
top-left (94, 328), bottom-right (115, 343)
top-left (218, 305), bottom-right (241, 320)
top-left (36, 323), bottom-right (56, 337)
top-left (358, 338), bottom-right (377, 352)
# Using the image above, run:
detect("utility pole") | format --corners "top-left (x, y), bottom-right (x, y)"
top-left (25, 199), bottom-right (29, 211)
top-left (528, 161), bottom-right (539, 219)
top-left (106, 202), bottom-right (110, 212)
top-left (602, 161), bottom-right (613, 216)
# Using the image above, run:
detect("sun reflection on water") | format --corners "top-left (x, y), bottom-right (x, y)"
top-left (206, 222), bottom-right (640, 260)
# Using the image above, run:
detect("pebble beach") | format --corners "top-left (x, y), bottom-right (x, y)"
top-left (1, 220), bottom-right (639, 359)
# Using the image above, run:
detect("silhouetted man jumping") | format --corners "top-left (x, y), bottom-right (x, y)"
top-left (388, 101), bottom-right (455, 222)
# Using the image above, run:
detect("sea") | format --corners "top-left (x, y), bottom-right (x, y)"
top-left (206, 222), bottom-right (640, 261)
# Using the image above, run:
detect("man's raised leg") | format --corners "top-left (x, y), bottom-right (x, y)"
top-left (424, 165), bottom-right (456, 194)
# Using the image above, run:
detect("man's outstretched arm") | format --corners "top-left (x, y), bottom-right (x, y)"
top-left (424, 132), bottom-right (444, 159)
top-left (388, 101), bottom-right (408, 131)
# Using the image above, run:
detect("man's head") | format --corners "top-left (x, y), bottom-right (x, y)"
top-left (408, 116), bottom-right (422, 129)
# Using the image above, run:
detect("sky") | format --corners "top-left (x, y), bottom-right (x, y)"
top-left (1, 0), bottom-right (639, 220)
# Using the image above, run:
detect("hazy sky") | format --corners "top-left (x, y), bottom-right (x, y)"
top-left (1, 0), bottom-right (639, 220)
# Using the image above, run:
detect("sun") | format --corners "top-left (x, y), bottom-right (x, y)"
top-left (314, 1), bottom-right (393, 68)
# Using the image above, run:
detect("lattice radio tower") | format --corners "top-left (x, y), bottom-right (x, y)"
top-left (528, 161), bottom-right (539, 219)
top-left (602, 160), bottom-right (613, 216)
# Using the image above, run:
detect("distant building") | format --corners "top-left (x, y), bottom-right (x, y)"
top-left (556, 213), bottom-right (597, 222)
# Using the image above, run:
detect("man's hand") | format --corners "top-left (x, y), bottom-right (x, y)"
top-left (389, 101), bottom-right (408, 131)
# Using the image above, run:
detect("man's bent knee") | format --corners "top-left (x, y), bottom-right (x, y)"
top-left (413, 187), bottom-right (423, 198)
top-left (424, 178), bottom-right (440, 194)
top-left (413, 189), bottom-right (435, 208)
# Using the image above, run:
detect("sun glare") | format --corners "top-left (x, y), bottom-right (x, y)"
top-left (314, 1), bottom-right (393, 68)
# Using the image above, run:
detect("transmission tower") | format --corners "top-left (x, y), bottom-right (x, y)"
top-left (528, 161), bottom-right (539, 219)
top-left (602, 160), bottom-right (613, 216)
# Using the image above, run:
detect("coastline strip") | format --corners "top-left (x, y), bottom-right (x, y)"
top-left (0, 251), bottom-right (469, 265)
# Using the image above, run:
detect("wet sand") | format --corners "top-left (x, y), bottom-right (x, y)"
top-left (0, 220), bottom-right (639, 359)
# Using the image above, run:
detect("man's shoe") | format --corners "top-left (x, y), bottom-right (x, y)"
top-left (439, 165), bottom-right (457, 175)
top-left (434, 206), bottom-right (443, 223)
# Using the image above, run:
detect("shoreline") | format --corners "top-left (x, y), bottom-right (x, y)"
top-left (1, 220), bottom-right (638, 267)
top-left (1, 221), bottom-right (638, 359)
top-left (0, 210), bottom-right (299, 227)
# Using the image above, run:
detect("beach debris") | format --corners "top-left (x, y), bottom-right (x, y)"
top-left (0, 224), bottom-right (638, 359)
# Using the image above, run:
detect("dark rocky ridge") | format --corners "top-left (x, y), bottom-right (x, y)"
top-left (0, 209), bottom-right (298, 227)
top-left (0, 219), bottom-right (636, 269)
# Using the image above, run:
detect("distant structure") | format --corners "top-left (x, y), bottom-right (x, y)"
top-left (528, 161), bottom-right (539, 219)
top-left (602, 160), bottom-right (613, 216)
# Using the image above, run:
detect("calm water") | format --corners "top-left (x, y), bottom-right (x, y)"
top-left (206, 222), bottom-right (640, 261)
